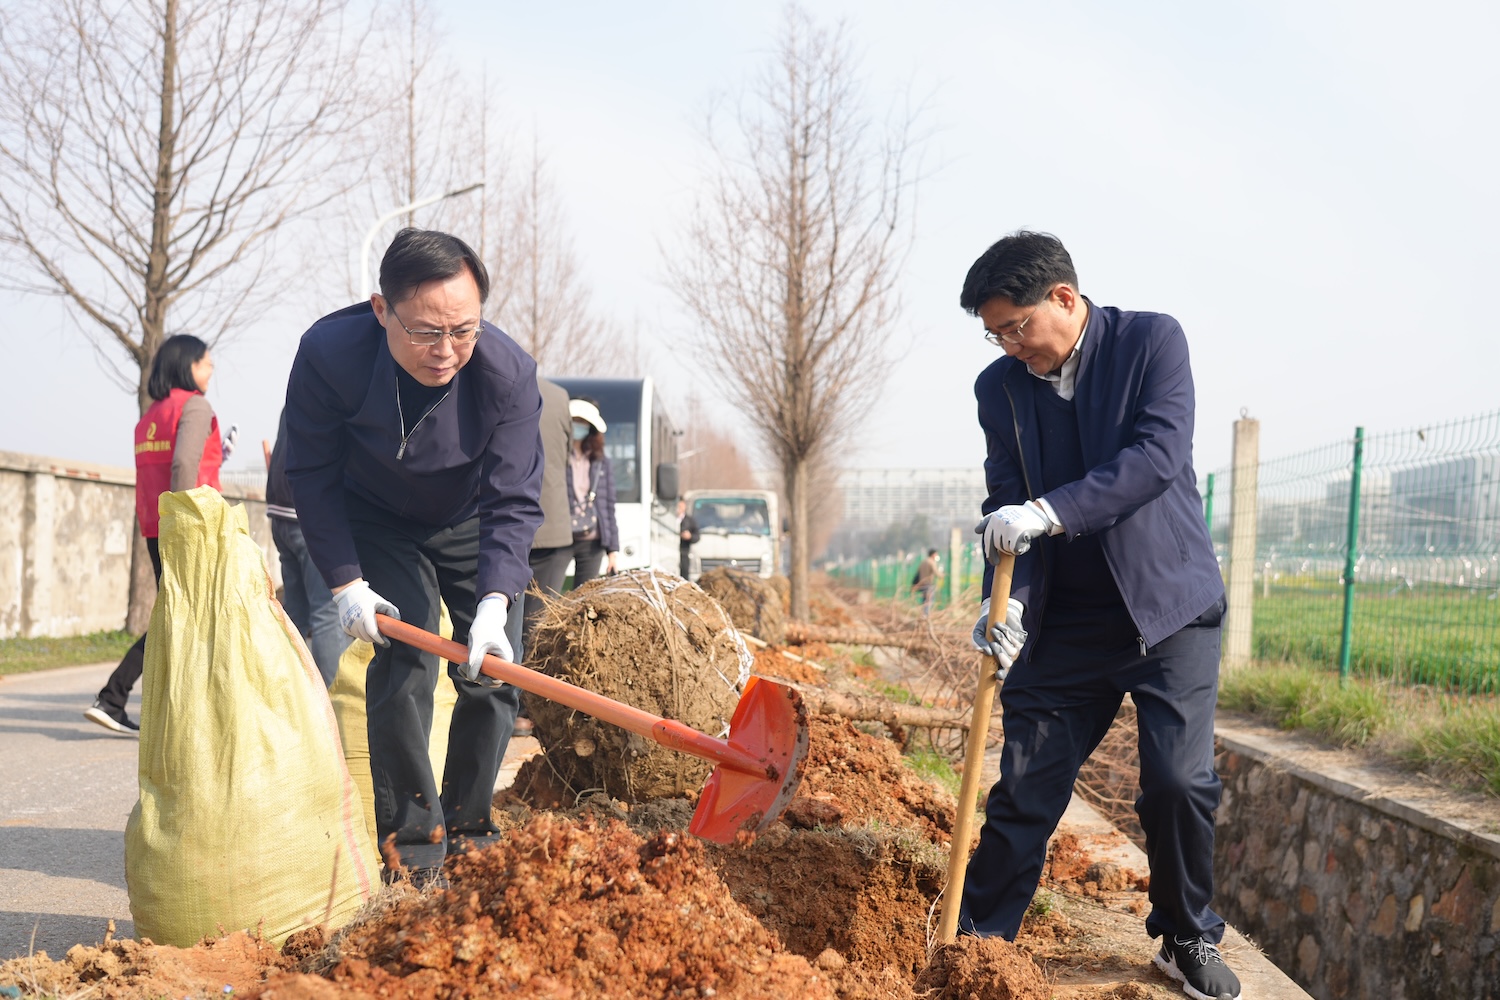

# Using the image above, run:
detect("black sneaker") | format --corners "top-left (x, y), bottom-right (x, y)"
top-left (1154, 934), bottom-right (1241, 1000)
top-left (84, 701), bottom-right (139, 736)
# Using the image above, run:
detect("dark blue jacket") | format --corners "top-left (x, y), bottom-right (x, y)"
top-left (284, 302), bottom-right (545, 602)
top-left (976, 299), bottom-right (1222, 655)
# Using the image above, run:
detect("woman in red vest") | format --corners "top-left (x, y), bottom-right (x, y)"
top-left (84, 335), bottom-right (222, 735)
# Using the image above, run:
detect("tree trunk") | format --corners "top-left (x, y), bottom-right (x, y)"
top-left (125, 0), bottom-right (179, 636)
top-left (787, 456), bottom-right (810, 621)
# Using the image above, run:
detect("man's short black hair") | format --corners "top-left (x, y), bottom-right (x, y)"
top-left (959, 231), bottom-right (1079, 314)
top-left (147, 334), bottom-right (209, 400)
top-left (927, 548), bottom-right (939, 556)
top-left (378, 228), bottom-right (490, 304)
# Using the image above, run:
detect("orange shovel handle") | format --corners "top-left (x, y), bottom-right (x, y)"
top-left (374, 613), bottom-right (772, 778)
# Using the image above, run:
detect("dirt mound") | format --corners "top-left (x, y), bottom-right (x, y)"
top-left (783, 714), bottom-right (957, 841)
top-left (697, 567), bottom-right (787, 644)
top-left (259, 814), bottom-right (835, 999)
top-left (0, 929), bottom-right (285, 999)
top-left (915, 937), bottom-right (1050, 1000)
top-left (707, 826), bottom-right (943, 980)
top-left (524, 569), bottom-right (750, 801)
top-left (768, 573), bottom-right (791, 611)
top-left (752, 645), bottom-right (828, 684)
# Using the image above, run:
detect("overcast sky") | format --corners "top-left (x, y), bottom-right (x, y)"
top-left (5, 0), bottom-right (1498, 482)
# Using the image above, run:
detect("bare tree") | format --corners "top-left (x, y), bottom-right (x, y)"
top-left (665, 6), bottom-right (920, 619)
top-left (484, 134), bottom-right (641, 377)
top-left (0, 0), bottom-right (372, 630)
top-left (677, 396), bottom-right (762, 493)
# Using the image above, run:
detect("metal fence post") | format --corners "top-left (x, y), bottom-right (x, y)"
top-left (1225, 412), bottom-right (1260, 666)
top-left (1338, 427), bottom-right (1365, 683)
top-left (947, 526), bottom-right (961, 608)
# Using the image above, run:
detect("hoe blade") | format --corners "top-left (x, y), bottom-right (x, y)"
top-left (689, 676), bottom-right (809, 844)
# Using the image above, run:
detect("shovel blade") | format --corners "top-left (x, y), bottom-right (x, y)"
top-left (689, 676), bottom-right (809, 844)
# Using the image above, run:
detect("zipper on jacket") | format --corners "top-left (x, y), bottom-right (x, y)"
top-left (395, 376), bottom-right (450, 461)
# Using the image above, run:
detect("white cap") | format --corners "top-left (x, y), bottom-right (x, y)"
top-left (569, 398), bottom-right (607, 433)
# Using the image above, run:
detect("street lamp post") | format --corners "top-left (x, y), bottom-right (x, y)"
top-left (359, 183), bottom-right (485, 298)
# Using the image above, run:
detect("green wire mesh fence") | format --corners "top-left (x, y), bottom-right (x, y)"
top-left (826, 543), bottom-right (987, 611)
top-left (1205, 409), bottom-right (1500, 691)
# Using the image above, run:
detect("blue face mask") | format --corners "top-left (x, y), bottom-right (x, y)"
top-left (572, 423), bottom-right (591, 441)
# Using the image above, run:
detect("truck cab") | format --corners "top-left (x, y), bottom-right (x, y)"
top-left (683, 489), bottom-right (780, 580)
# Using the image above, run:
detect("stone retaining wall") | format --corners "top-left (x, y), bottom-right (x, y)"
top-left (1214, 724), bottom-right (1500, 999)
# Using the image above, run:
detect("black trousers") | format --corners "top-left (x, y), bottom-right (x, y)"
top-left (97, 537), bottom-right (161, 713)
top-left (568, 537), bottom-right (606, 588)
top-left (523, 543), bottom-right (574, 654)
top-left (347, 494), bottom-right (523, 871)
top-left (959, 597), bottom-right (1227, 943)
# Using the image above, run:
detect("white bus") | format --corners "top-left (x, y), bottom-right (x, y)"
top-left (551, 376), bottom-right (682, 573)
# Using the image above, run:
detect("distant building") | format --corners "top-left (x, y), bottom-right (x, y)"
top-left (827, 467), bottom-right (987, 558)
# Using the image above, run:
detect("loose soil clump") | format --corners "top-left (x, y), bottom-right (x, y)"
top-left (524, 569), bottom-right (750, 801)
top-left (259, 814), bottom-right (835, 1000)
top-left (696, 567), bottom-right (787, 644)
top-left (916, 937), bottom-right (1051, 1000)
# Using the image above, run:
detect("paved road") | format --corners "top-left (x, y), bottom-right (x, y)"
top-left (0, 662), bottom-right (542, 962)
top-left (0, 662), bottom-right (139, 960)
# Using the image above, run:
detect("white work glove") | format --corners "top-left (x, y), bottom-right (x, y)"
top-left (972, 597), bottom-right (1027, 679)
top-left (975, 501), bottom-right (1061, 558)
top-left (221, 423), bottom-right (239, 461)
top-left (461, 595), bottom-right (512, 686)
top-left (335, 581), bottom-right (400, 647)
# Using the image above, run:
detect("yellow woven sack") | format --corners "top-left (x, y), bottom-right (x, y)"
top-left (125, 488), bottom-right (377, 947)
top-left (330, 604), bottom-right (459, 851)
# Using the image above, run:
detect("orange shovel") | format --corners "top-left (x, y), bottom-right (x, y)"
top-left (375, 613), bottom-right (809, 845)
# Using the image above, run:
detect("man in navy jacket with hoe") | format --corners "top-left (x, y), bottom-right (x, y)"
top-left (284, 228), bottom-right (544, 889)
top-left (960, 232), bottom-right (1239, 1000)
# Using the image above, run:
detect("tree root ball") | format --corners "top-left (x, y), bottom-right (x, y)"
top-left (769, 573), bottom-right (791, 612)
top-left (525, 569), bottom-right (752, 801)
top-left (697, 567), bottom-right (787, 644)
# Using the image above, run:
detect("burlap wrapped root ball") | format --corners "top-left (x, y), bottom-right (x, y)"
top-left (526, 569), bottom-right (752, 802)
top-left (695, 567), bottom-right (787, 644)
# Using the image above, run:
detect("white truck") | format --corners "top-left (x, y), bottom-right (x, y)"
top-left (683, 489), bottom-right (780, 580)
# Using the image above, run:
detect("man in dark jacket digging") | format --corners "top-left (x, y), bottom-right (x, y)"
top-left (284, 228), bottom-right (544, 888)
top-left (958, 232), bottom-right (1238, 1000)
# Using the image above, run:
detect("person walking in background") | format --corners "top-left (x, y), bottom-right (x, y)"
top-left (266, 408), bottom-right (349, 686)
top-left (677, 498), bottom-right (700, 578)
top-left (958, 232), bottom-right (1239, 1000)
top-left (283, 228), bottom-right (543, 888)
top-left (85, 335), bottom-right (222, 735)
top-left (564, 398), bottom-right (618, 588)
top-left (911, 548), bottom-right (942, 617)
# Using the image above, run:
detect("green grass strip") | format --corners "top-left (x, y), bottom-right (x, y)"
top-left (0, 630), bottom-right (137, 676)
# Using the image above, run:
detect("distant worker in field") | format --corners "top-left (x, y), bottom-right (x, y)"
top-left (564, 398), bottom-right (619, 587)
top-left (910, 548), bottom-right (941, 617)
top-left (283, 228), bottom-right (544, 889)
top-left (959, 232), bottom-right (1239, 1000)
top-left (86, 335), bottom-right (222, 736)
top-left (265, 408), bottom-right (349, 686)
top-left (677, 498), bottom-right (700, 578)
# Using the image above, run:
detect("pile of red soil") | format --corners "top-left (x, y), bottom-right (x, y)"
top-left (0, 929), bottom-right (285, 999)
top-left (780, 714), bottom-right (957, 841)
top-left (257, 814), bottom-right (833, 1000)
top-left (751, 645), bottom-right (828, 685)
top-left (915, 937), bottom-right (1051, 1000)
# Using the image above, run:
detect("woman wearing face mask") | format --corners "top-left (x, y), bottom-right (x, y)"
top-left (564, 398), bottom-right (619, 588)
top-left (85, 334), bottom-right (223, 735)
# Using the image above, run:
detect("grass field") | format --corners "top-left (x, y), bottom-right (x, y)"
top-left (1253, 583), bottom-right (1500, 691)
top-left (0, 629), bottom-right (137, 676)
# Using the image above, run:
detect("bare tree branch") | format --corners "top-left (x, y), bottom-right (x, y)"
top-left (664, 6), bottom-right (922, 619)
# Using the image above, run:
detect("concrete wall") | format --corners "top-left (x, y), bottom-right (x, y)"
top-left (1214, 724), bottom-right (1500, 1000)
top-left (0, 450), bottom-right (276, 639)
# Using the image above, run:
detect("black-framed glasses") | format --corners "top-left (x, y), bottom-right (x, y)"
top-left (984, 308), bottom-right (1037, 347)
top-left (388, 304), bottom-right (482, 346)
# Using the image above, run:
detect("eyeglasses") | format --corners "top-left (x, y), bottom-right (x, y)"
top-left (984, 308), bottom-right (1037, 347)
top-left (388, 303), bottom-right (482, 346)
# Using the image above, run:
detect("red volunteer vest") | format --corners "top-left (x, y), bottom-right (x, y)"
top-left (133, 388), bottom-right (223, 537)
